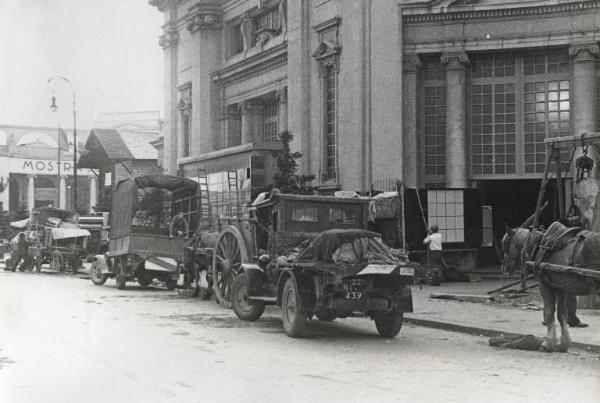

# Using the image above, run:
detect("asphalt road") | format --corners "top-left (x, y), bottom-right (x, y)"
top-left (0, 270), bottom-right (599, 403)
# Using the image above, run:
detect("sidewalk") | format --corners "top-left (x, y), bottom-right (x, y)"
top-left (406, 279), bottom-right (600, 352)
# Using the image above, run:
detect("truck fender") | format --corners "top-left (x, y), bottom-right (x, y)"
top-left (94, 254), bottom-right (112, 275)
top-left (395, 285), bottom-right (414, 313)
top-left (239, 263), bottom-right (265, 297)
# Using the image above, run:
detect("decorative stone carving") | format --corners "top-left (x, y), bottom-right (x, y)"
top-left (441, 52), bottom-right (470, 70)
top-left (403, 54), bottom-right (422, 73)
top-left (159, 30), bottom-right (179, 49)
top-left (240, 101), bottom-right (261, 116)
top-left (313, 41), bottom-right (341, 76)
top-left (255, 30), bottom-right (277, 50)
top-left (149, 0), bottom-right (183, 12)
top-left (186, 12), bottom-right (222, 32)
top-left (177, 85), bottom-right (192, 112)
top-left (569, 43), bottom-right (600, 62)
top-left (275, 87), bottom-right (288, 104)
top-left (240, 13), bottom-right (255, 54)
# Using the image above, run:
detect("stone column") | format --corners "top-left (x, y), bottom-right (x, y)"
top-left (222, 105), bottom-right (241, 148)
top-left (89, 176), bottom-right (97, 213)
top-left (276, 87), bottom-right (288, 133)
top-left (240, 101), bottom-right (258, 145)
top-left (187, 4), bottom-right (223, 156)
top-left (402, 54), bottom-right (421, 189)
top-left (569, 44), bottom-right (600, 229)
top-left (59, 177), bottom-right (66, 209)
top-left (27, 175), bottom-right (35, 211)
top-left (159, 22), bottom-right (179, 175)
top-left (441, 52), bottom-right (469, 188)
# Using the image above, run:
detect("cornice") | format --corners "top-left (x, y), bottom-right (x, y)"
top-left (403, 1), bottom-right (600, 23)
top-left (212, 42), bottom-right (287, 85)
top-left (149, 0), bottom-right (185, 12)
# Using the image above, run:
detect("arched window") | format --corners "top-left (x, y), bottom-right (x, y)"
top-left (16, 132), bottom-right (58, 148)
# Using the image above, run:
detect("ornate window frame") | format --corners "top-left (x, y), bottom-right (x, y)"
top-left (313, 17), bottom-right (341, 184)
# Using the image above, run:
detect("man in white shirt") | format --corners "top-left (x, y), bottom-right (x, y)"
top-left (423, 224), bottom-right (442, 267)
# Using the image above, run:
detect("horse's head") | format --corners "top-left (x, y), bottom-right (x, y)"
top-left (501, 225), bottom-right (530, 276)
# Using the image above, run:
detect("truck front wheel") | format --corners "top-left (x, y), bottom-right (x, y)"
top-left (232, 273), bottom-right (265, 321)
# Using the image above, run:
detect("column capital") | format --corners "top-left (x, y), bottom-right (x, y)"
top-left (240, 101), bottom-right (261, 115)
top-left (441, 52), bottom-right (470, 70)
top-left (221, 104), bottom-right (240, 120)
top-left (186, 3), bottom-right (223, 33)
top-left (159, 22), bottom-right (179, 49)
top-left (569, 43), bottom-right (600, 62)
top-left (275, 87), bottom-right (288, 104)
top-left (403, 54), bottom-right (422, 73)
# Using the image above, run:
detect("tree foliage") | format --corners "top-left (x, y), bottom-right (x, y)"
top-left (272, 130), bottom-right (315, 194)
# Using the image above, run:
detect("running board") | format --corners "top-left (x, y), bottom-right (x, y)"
top-left (248, 296), bottom-right (277, 304)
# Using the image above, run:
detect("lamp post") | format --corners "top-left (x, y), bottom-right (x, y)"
top-left (48, 76), bottom-right (78, 211)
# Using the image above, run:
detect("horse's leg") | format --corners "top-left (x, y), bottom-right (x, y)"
top-left (540, 283), bottom-right (557, 352)
top-left (556, 291), bottom-right (571, 352)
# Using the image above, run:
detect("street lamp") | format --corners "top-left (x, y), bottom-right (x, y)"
top-left (48, 76), bottom-right (78, 211)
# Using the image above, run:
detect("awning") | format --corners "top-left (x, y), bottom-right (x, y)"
top-left (50, 227), bottom-right (91, 240)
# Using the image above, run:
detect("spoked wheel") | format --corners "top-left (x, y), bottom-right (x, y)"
top-left (212, 226), bottom-right (248, 309)
top-left (90, 260), bottom-right (108, 286)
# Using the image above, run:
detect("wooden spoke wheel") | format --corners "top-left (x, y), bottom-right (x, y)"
top-left (211, 226), bottom-right (248, 309)
top-left (90, 260), bottom-right (108, 286)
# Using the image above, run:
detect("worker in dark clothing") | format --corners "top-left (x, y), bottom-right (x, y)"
top-left (169, 212), bottom-right (188, 239)
top-left (10, 232), bottom-right (30, 272)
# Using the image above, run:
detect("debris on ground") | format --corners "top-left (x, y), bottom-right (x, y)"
top-left (430, 293), bottom-right (494, 303)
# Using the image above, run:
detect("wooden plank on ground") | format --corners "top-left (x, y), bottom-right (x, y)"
top-left (430, 293), bottom-right (495, 303)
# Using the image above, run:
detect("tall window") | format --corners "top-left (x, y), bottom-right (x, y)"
top-left (467, 50), bottom-right (570, 177)
top-left (255, 9), bottom-right (281, 33)
top-left (324, 64), bottom-right (337, 181)
top-left (262, 100), bottom-right (278, 143)
top-left (422, 58), bottom-right (446, 179)
top-left (229, 24), bottom-right (244, 57)
top-left (182, 114), bottom-right (191, 157)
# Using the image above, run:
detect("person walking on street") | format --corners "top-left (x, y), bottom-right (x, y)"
top-left (10, 232), bottom-right (30, 272)
top-left (423, 224), bottom-right (442, 266)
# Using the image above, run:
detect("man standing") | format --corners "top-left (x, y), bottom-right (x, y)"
top-left (423, 224), bottom-right (442, 267)
top-left (10, 232), bottom-right (30, 272)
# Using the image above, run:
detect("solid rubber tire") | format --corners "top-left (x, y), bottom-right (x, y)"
top-left (281, 276), bottom-right (307, 338)
top-left (374, 311), bottom-right (404, 338)
top-left (231, 273), bottom-right (265, 321)
top-left (90, 261), bottom-right (108, 286)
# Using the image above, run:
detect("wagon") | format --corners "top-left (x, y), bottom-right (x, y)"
top-left (89, 174), bottom-right (200, 290)
top-left (210, 193), bottom-right (416, 338)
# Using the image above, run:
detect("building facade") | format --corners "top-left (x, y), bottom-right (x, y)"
top-left (0, 125), bottom-right (96, 216)
top-left (151, 0), bottom-right (600, 237)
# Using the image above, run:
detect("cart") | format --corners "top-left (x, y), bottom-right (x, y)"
top-left (89, 174), bottom-right (200, 290)
top-left (209, 192), bottom-right (416, 338)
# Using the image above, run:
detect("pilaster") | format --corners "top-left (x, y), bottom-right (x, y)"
top-left (27, 175), bottom-right (35, 212)
top-left (441, 52), bottom-right (469, 188)
top-left (276, 87), bottom-right (288, 134)
top-left (161, 20), bottom-right (180, 174)
top-left (402, 54), bottom-right (422, 188)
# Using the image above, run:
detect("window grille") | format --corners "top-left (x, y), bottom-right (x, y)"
top-left (262, 100), bottom-right (279, 143)
top-left (324, 64), bottom-right (337, 181)
top-left (427, 190), bottom-right (464, 243)
top-left (255, 9), bottom-right (280, 32)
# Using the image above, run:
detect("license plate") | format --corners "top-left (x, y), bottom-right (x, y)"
top-left (399, 267), bottom-right (415, 276)
top-left (344, 291), bottom-right (363, 300)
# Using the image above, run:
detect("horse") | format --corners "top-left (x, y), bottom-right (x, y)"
top-left (501, 221), bottom-right (600, 352)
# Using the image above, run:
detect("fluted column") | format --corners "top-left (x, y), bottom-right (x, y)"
top-left (402, 54), bottom-right (421, 188)
top-left (159, 21), bottom-right (179, 174)
top-left (441, 52), bottom-right (469, 188)
top-left (27, 175), bottom-right (35, 212)
top-left (187, 4), bottom-right (223, 156)
top-left (276, 87), bottom-right (288, 134)
top-left (59, 177), bottom-right (66, 209)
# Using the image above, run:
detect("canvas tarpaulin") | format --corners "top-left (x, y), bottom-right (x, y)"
top-left (110, 179), bottom-right (140, 239)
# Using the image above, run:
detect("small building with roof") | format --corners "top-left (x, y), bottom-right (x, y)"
top-left (0, 124), bottom-right (95, 218)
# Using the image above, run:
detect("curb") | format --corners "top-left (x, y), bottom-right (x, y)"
top-left (405, 317), bottom-right (600, 354)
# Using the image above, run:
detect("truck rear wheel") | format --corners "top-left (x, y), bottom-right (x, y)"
top-left (232, 273), bottom-right (265, 321)
top-left (374, 310), bottom-right (404, 338)
top-left (281, 276), bottom-right (307, 338)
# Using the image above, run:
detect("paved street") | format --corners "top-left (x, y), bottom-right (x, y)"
top-left (0, 270), bottom-right (599, 403)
